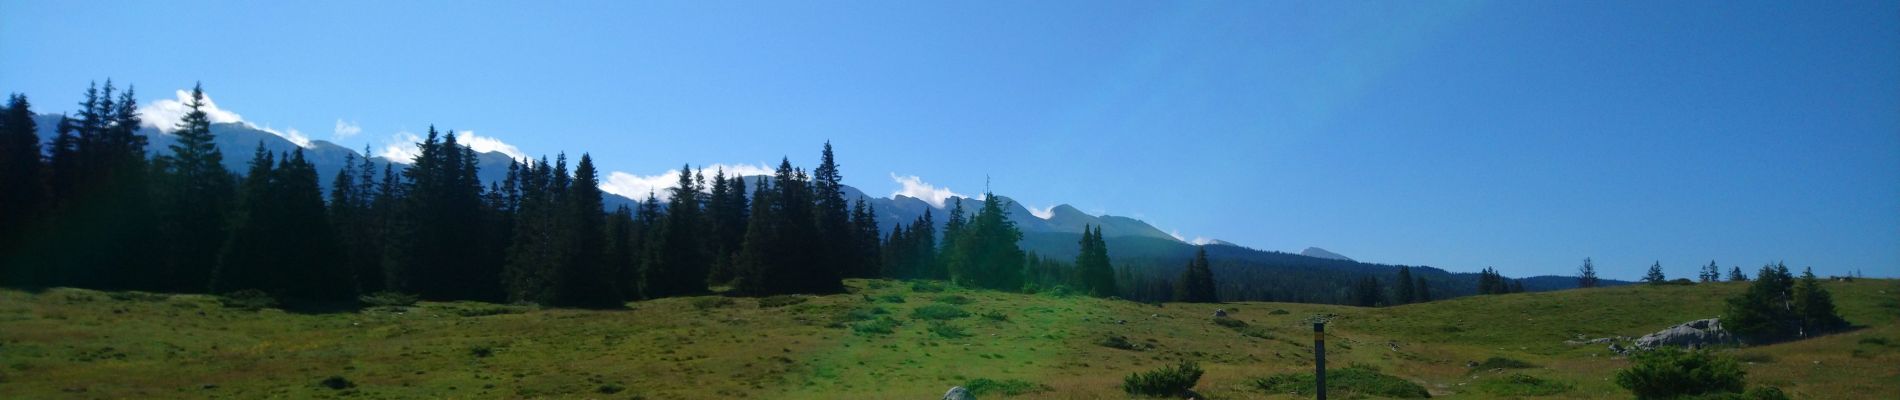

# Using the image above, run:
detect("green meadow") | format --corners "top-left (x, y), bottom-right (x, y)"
top-left (2, 279), bottom-right (1895, 399)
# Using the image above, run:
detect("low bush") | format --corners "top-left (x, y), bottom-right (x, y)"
top-left (1122, 360), bottom-right (1203, 397)
top-left (1476, 373), bottom-right (1571, 396)
top-left (910, 304), bottom-right (969, 320)
top-left (909, 280), bottom-right (946, 293)
top-left (852, 316), bottom-right (900, 335)
top-left (218, 289), bottom-right (277, 311)
top-left (319, 375), bottom-right (355, 390)
top-left (1098, 335), bottom-right (1150, 351)
top-left (690, 296), bottom-right (735, 310)
top-left (1268, 309), bottom-right (1291, 315)
top-left (1614, 347), bottom-right (1745, 399)
top-left (1252, 365), bottom-right (1430, 398)
top-left (1859, 337), bottom-right (1891, 346)
top-left (108, 291), bottom-right (170, 302)
top-left (359, 292), bottom-right (419, 307)
top-left (865, 280), bottom-right (892, 289)
top-left (451, 304), bottom-right (525, 317)
top-left (1213, 318), bottom-right (1248, 329)
top-left (876, 293), bottom-right (906, 303)
top-left (758, 295), bottom-right (808, 308)
top-left (1470, 356), bottom-right (1537, 371)
top-left (933, 294), bottom-right (973, 305)
top-left (966, 378), bottom-right (1051, 396)
top-left (928, 321), bottom-right (969, 338)
top-left (981, 310), bottom-right (1009, 322)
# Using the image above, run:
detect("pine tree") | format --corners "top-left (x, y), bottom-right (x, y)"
top-left (0, 93), bottom-right (45, 286)
top-left (811, 142), bottom-right (860, 279)
top-left (214, 147), bottom-right (350, 307)
top-left (648, 164), bottom-right (709, 298)
top-left (1351, 275), bottom-right (1385, 307)
top-left (1578, 257), bottom-right (1600, 288)
top-left (705, 168), bottom-right (740, 285)
top-left (733, 176), bottom-right (779, 294)
top-left (152, 83), bottom-right (236, 292)
top-left (631, 190), bottom-right (662, 299)
top-left (605, 205), bottom-right (636, 299)
top-left (1075, 225), bottom-right (1117, 297)
top-left (851, 198), bottom-right (882, 278)
top-left (1792, 267), bottom-right (1847, 337)
top-left (0, 93), bottom-right (43, 236)
top-left (1174, 246), bottom-right (1218, 303)
top-left (389, 128), bottom-right (497, 301)
top-left (503, 157), bottom-right (563, 304)
top-left (1699, 260), bottom-right (1720, 283)
top-left (1643, 261), bottom-right (1667, 285)
top-left (954, 193), bottom-right (1025, 291)
top-left (911, 209), bottom-right (941, 279)
top-left (941, 200), bottom-right (967, 279)
top-left (551, 154), bottom-right (620, 307)
top-left (1416, 278), bottom-right (1433, 302)
top-left (1724, 263), bottom-right (1800, 342)
top-left (1394, 266), bottom-right (1416, 304)
top-left (1728, 266), bottom-right (1748, 282)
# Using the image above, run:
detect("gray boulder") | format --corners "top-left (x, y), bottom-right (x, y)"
top-left (1634, 318), bottom-right (1737, 350)
top-left (1212, 309), bottom-right (1228, 318)
top-left (943, 386), bottom-right (974, 400)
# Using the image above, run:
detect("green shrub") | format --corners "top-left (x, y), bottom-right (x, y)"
top-left (1213, 318), bottom-right (1248, 329)
top-left (1252, 365), bottom-right (1431, 398)
top-left (1470, 356), bottom-right (1537, 371)
top-left (758, 295), bottom-right (808, 308)
top-left (596, 383), bottom-right (625, 394)
top-left (910, 280), bottom-right (946, 293)
top-left (928, 321), bottom-right (969, 338)
top-left (837, 306), bottom-right (887, 323)
top-left (1122, 361), bottom-right (1203, 397)
top-left (866, 280), bottom-right (892, 289)
top-left (1859, 337), bottom-right (1891, 346)
top-left (1614, 347), bottom-right (1745, 399)
top-left (981, 310), bottom-right (1009, 322)
top-left (1098, 335), bottom-right (1149, 351)
top-left (1268, 309), bottom-right (1291, 315)
top-left (218, 289), bottom-right (277, 311)
top-left (108, 291), bottom-right (170, 302)
top-left (876, 293), bottom-right (907, 303)
top-left (1476, 373), bottom-right (1570, 396)
top-left (469, 345), bottom-right (495, 358)
top-left (966, 378), bottom-right (1050, 396)
top-left (1240, 327), bottom-right (1273, 340)
top-left (359, 292), bottom-right (419, 307)
top-left (319, 375), bottom-right (355, 390)
top-left (451, 304), bottom-right (525, 317)
top-left (933, 294), bottom-right (973, 305)
top-left (852, 316), bottom-right (900, 335)
top-left (910, 304), bottom-right (969, 320)
top-left (691, 296), bottom-right (735, 310)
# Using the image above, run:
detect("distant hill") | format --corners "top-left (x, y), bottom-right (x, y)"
top-left (1300, 247), bottom-right (1353, 261)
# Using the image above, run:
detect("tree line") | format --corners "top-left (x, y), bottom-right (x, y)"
top-left (0, 82), bottom-right (1221, 309)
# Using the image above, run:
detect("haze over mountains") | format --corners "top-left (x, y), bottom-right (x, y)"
top-left (27, 109), bottom-right (1624, 300)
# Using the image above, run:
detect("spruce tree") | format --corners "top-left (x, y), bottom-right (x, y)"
top-left (0, 93), bottom-right (42, 235)
top-left (851, 198), bottom-right (882, 278)
top-left (153, 83), bottom-right (236, 292)
top-left (954, 193), bottom-right (1025, 291)
top-left (1351, 275), bottom-right (1385, 307)
top-left (1174, 246), bottom-right (1217, 303)
top-left (811, 142), bottom-right (859, 279)
top-left (605, 205), bottom-right (636, 299)
top-left (1644, 261), bottom-right (1667, 285)
top-left (1792, 267), bottom-right (1847, 336)
top-left (503, 157), bottom-right (563, 304)
top-left (648, 164), bottom-right (709, 298)
top-left (733, 176), bottom-right (779, 294)
top-left (389, 129), bottom-right (496, 301)
top-left (1416, 278), bottom-right (1433, 302)
top-left (1578, 257), bottom-right (1600, 288)
top-left (911, 209), bottom-right (941, 279)
top-left (214, 147), bottom-right (350, 307)
top-left (552, 154), bottom-right (619, 307)
top-left (1394, 266), bottom-right (1416, 304)
top-left (1075, 225), bottom-right (1117, 297)
top-left (1728, 266), bottom-right (1748, 282)
top-left (631, 190), bottom-right (662, 299)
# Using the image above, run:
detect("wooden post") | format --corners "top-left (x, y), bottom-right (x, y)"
top-left (1314, 321), bottom-right (1326, 400)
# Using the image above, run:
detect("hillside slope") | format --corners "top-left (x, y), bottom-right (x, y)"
top-left (1, 280), bottom-right (1892, 399)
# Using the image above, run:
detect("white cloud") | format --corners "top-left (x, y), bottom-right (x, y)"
top-left (139, 89), bottom-right (245, 132)
top-left (378, 131), bottom-right (424, 163)
top-left (1166, 228), bottom-right (1215, 245)
top-left (601, 163), bottom-right (776, 200)
top-left (889, 173), bottom-right (965, 208)
top-left (334, 119), bottom-right (362, 139)
top-left (139, 89), bottom-right (317, 148)
top-left (1025, 204), bottom-right (1056, 219)
top-left (375, 129), bottom-right (530, 164)
top-left (456, 130), bottom-right (528, 161)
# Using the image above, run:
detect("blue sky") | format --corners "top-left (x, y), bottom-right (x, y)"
top-left (4, 1), bottom-right (1896, 280)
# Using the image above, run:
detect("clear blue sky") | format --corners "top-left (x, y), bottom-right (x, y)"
top-left (4, 1), bottom-right (1896, 280)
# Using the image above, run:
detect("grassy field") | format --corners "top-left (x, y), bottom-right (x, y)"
top-left (1, 278), bottom-right (1895, 399)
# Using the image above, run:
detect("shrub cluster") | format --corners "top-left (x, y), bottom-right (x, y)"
top-left (1122, 361), bottom-right (1203, 397)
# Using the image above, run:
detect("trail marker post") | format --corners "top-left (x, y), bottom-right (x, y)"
top-left (1314, 321), bottom-right (1326, 400)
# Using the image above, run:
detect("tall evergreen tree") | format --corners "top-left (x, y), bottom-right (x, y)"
top-left (1792, 267), bottom-right (1846, 337)
top-left (1174, 246), bottom-right (1217, 303)
top-left (1416, 278), bottom-right (1433, 302)
top-left (1351, 275), bottom-right (1385, 307)
top-left (630, 190), bottom-right (662, 299)
top-left (1728, 266), bottom-right (1748, 282)
top-left (811, 142), bottom-right (861, 279)
top-left (733, 176), bottom-right (780, 294)
top-left (503, 157), bottom-right (564, 303)
top-left (851, 198), bottom-right (882, 278)
top-left (1075, 225), bottom-right (1117, 297)
top-left (605, 205), bottom-right (636, 299)
top-left (0, 93), bottom-right (42, 235)
top-left (1643, 261), bottom-right (1667, 285)
top-left (1700, 260), bottom-right (1721, 283)
top-left (552, 154), bottom-right (619, 307)
top-left (647, 165), bottom-right (709, 298)
top-left (214, 147), bottom-right (350, 306)
top-left (1724, 263), bottom-right (1800, 342)
top-left (952, 193), bottom-right (1025, 291)
top-left (153, 83), bottom-right (236, 292)
top-left (910, 209), bottom-right (941, 279)
top-left (389, 128), bottom-right (496, 300)
top-left (1578, 257), bottom-right (1600, 288)
top-left (1394, 266), bottom-right (1416, 304)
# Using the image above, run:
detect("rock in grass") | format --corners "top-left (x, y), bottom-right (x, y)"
top-left (1634, 318), bottom-right (1736, 350)
top-left (943, 385), bottom-right (974, 400)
